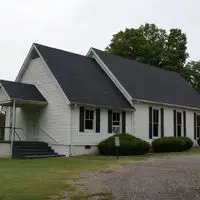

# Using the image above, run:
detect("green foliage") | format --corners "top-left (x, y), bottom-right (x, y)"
top-left (106, 23), bottom-right (200, 93)
top-left (106, 23), bottom-right (188, 70)
top-left (163, 29), bottom-right (188, 70)
top-left (183, 137), bottom-right (194, 150)
top-left (152, 137), bottom-right (193, 153)
top-left (98, 134), bottom-right (150, 155)
top-left (184, 61), bottom-right (200, 92)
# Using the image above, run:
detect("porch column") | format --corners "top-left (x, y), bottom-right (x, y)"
top-left (10, 100), bottom-right (16, 158)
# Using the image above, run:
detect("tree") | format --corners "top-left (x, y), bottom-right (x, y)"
top-left (106, 23), bottom-right (189, 71)
top-left (184, 61), bottom-right (200, 92)
top-left (163, 29), bottom-right (189, 70)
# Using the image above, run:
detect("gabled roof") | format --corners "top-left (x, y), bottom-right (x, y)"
top-left (34, 44), bottom-right (132, 109)
top-left (0, 80), bottom-right (47, 102)
top-left (92, 48), bottom-right (200, 109)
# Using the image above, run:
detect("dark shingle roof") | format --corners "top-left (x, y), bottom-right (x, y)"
top-left (35, 44), bottom-right (132, 109)
top-left (0, 80), bottom-right (47, 102)
top-left (93, 48), bottom-right (200, 109)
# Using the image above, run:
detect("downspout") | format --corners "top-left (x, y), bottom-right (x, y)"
top-left (131, 100), bottom-right (136, 134)
top-left (69, 104), bottom-right (73, 156)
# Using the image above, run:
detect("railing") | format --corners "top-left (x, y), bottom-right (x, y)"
top-left (0, 126), bottom-right (24, 142)
top-left (14, 130), bottom-right (21, 141)
top-left (39, 129), bottom-right (58, 144)
top-left (0, 126), bottom-right (58, 144)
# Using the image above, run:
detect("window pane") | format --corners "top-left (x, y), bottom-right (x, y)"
top-left (177, 125), bottom-right (182, 136)
top-left (153, 124), bottom-right (158, 137)
top-left (197, 116), bottom-right (200, 126)
top-left (90, 110), bottom-right (94, 119)
top-left (197, 127), bottom-right (200, 138)
top-left (177, 112), bottom-right (182, 124)
top-left (85, 110), bottom-right (90, 119)
top-left (113, 121), bottom-right (120, 126)
top-left (116, 113), bottom-right (120, 121)
top-left (85, 110), bottom-right (94, 120)
top-left (85, 120), bottom-right (93, 130)
top-left (112, 112), bottom-right (120, 132)
top-left (113, 113), bottom-right (120, 122)
top-left (113, 113), bottom-right (116, 121)
top-left (153, 110), bottom-right (159, 123)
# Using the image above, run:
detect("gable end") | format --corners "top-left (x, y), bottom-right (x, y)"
top-left (87, 48), bottom-right (134, 107)
top-left (15, 44), bottom-right (70, 104)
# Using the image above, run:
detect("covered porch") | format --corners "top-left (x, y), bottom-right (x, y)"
top-left (0, 80), bottom-right (53, 158)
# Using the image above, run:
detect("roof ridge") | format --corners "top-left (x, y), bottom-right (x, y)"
top-left (34, 43), bottom-right (92, 60)
top-left (92, 48), bottom-right (181, 75)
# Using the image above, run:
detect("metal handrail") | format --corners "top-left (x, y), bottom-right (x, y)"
top-left (0, 126), bottom-right (24, 141)
top-left (0, 126), bottom-right (58, 144)
top-left (14, 130), bottom-right (21, 141)
top-left (39, 129), bottom-right (58, 144)
top-left (0, 126), bottom-right (24, 129)
top-left (0, 126), bottom-right (13, 141)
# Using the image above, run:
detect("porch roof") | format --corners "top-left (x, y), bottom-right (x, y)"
top-left (0, 80), bottom-right (47, 106)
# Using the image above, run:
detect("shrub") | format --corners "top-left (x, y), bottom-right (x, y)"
top-left (152, 137), bottom-right (193, 153)
top-left (181, 137), bottom-right (193, 150)
top-left (98, 134), bottom-right (150, 156)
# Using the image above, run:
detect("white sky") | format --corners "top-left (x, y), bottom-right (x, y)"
top-left (0, 0), bottom-right (200, 80)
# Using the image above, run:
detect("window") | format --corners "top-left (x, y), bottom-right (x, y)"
top-left (177, 112), bottom-right (182, 137)
top-left (85, 145), bottom-right (91, 149)
top-left (196, 115), bottom-right (200, 139)
top-left (112, 112), bottom-right (120, 133)
top-left (85, 109), bottom-right (94, 130)
top-left (153, 109), bottom-right (159, 138)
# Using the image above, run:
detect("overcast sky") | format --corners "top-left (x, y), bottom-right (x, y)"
top-left (0, 0), bottom-right (200, 80)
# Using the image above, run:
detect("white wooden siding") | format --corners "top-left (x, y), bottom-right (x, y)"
top-left (15, 108), bottom-right (27, 140)
top-left (0, 88), bottom-right (9, 102)
top-left (71, 106), bottom-right (134, 146)
top-left (72, 145), bottom-right (98, 156)
top-left (126, 110), bottom-right (134, 134)
top-left (15, 57), bottom-right (71, 156)
top-left (4, 107), bottom-right (11, 140)
top-left (0, 143), bottom-right (10, 157)
top-left (134, 102), bottom-right (197, 144)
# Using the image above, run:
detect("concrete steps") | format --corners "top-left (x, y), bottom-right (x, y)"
top-left (12, 141), bottom-right (63, 159)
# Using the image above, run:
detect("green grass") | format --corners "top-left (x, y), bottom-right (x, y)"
top-left (0, 148), bottom-right (200, 200)
top-left (0, 155), bottom-right (144, 200)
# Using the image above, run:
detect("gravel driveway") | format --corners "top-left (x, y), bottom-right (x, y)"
top-left (75, 156), bottom-right (200, 200)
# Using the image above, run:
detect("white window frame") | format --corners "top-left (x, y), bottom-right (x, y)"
top-left (152, 108), bottom-right (160, 138)
top-left (84, 108), bottom-right (95, 132)
top-left (196, 114), bottom-right (200, 139)
top-left (176, 111), bottom-right (183, 137)
top-left (112, 111), bottom-right (121, 133)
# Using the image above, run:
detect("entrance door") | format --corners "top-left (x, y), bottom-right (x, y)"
top-left (27, 112), bottom-right (38, 141)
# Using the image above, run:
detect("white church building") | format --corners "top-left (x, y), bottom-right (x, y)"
top-left (0, 43), bottom-right (200, 158)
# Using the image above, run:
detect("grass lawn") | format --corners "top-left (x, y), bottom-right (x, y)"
top-left (1, 148), bottom-right (200, 200)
